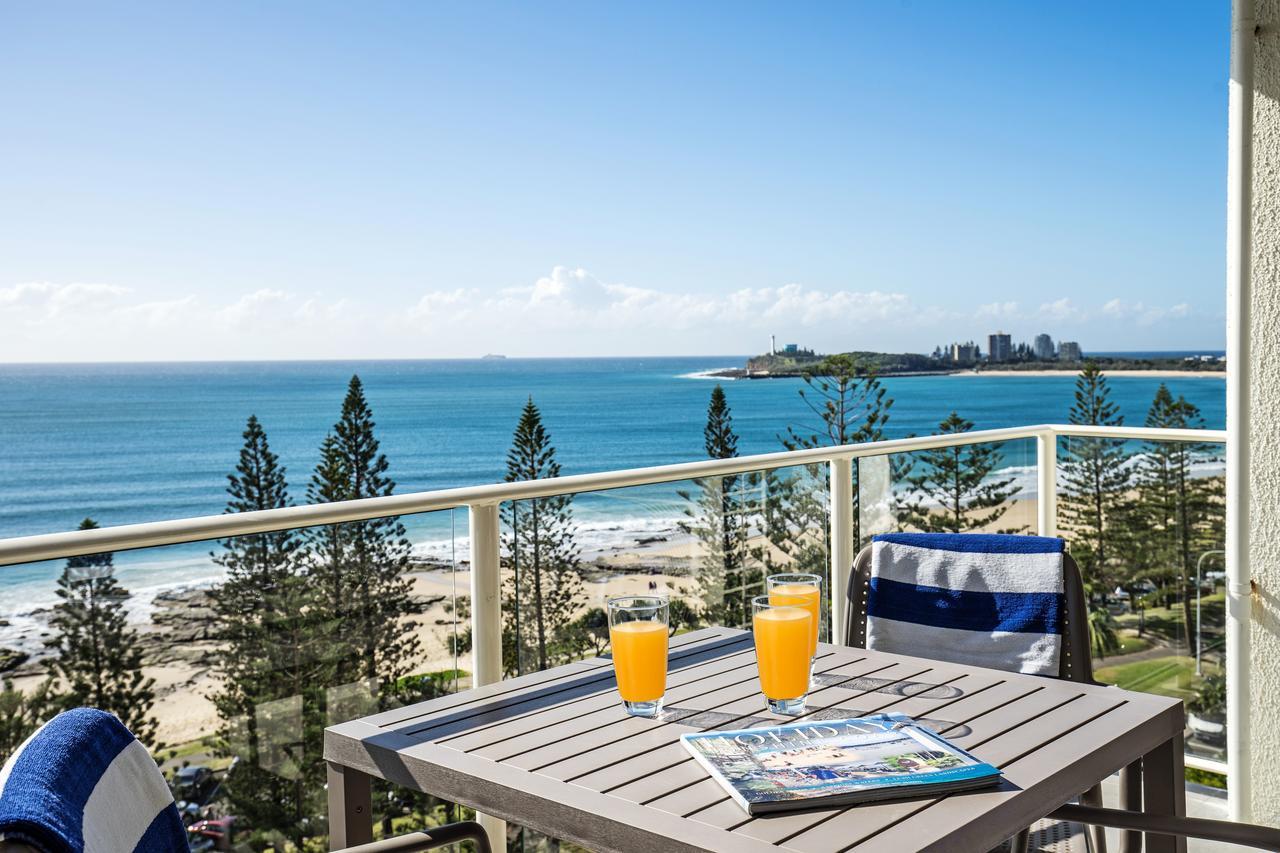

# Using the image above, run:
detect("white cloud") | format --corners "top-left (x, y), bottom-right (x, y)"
top-left (0, 271), bottom-right (1213, 361)
top-left (1100, 298), bottom-right (1188, 326)
top-left (217, 288), bottom-right (291, 327)
top-left (976, 301), bottom-right (1019, 320)
top-left (1038, 298), bottom-right (1080, 322)
top-left (0, 281), bottom-right (132, 322)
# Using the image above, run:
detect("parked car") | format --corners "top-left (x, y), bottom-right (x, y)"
top-left (187, 817), bottom-right (239, 852)
top-left (1189, 712), bottom-right (1227, 748)
top-left (173, 764), bottom-right (216, 805)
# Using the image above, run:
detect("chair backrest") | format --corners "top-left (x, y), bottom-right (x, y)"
top-left (844, 541), bottom-right (1096, 684)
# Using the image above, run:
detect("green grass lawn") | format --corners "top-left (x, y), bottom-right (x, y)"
top-left (1111, 632), bottom-right (1154, 656)
top-left (1093, 654), bottom-right (1219, 703)
top-left (1111, 592), bottom-right (1226, 651)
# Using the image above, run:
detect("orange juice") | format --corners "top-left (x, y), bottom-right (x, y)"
top-left (609, 620), bottom-right (668, 702)
top-left (769, 583), bottom-right (820, 656)
top-left (753, 606), bottom-right (812, 700)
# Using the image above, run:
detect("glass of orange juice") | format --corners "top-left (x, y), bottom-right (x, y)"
top-left (767, 573), bottom-right (822, 663)
top-left (607, 595), bottom-right (669, 718)
top-left (752, 595), bottom-right (812, 715)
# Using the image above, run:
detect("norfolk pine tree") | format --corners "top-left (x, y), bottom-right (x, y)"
top-left (679, 385), bottom-right (759, 627)
top-left (895, 412), bottom-right (1025, 533)
top-left (773, 355), bottom-right (893, 591)
top-left (1058, 361), bottom-right (1133, 593)
top-left (1135, 386), bottom-right (1223, 642)
top-left (1056, 362), bottom-right (1130, 657)
top-left (307, 377), bottom-right (422, 696)
top-left (47, 518), bottom-right (160, 750)
top-left (781, 354), bottom-right (892, 452)
top-left (210, 415), bottom-right (326, 850)
top-left (501, 398), bottom-right (585, 674)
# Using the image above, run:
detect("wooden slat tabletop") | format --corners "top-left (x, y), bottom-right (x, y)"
top-left (325, 627), bottom-right (1184, 853)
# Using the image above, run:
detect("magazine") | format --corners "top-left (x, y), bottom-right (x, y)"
top-left (679, 712), bottom-right (1001, 815)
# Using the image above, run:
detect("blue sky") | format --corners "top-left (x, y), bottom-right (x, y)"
top-left (0, 2), bottom-right (1228, 360)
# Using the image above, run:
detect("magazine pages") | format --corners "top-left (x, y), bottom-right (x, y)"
top-left (679, 712), bottom-right (1002, 815)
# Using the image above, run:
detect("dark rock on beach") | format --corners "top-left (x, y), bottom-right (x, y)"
top-left (0, 648), bottom-right (28, 672)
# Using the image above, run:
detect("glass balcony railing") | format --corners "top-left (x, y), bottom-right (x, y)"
top-left (0, 423), bottom-right (1229, 850)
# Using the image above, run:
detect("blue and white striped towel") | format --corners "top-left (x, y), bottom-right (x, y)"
top-left (0, 708), bottom-right (188, 852)
top-left (866, 533), bottom-right (1065, 676)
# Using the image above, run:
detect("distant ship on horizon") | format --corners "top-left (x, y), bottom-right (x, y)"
top-left (481, 353), bottom-right (507, 360)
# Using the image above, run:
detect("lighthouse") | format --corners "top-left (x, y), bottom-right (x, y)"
top-left (770, 334), bottom-right (776, 355)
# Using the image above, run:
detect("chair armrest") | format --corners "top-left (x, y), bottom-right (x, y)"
top-left (332, 821), bottom-right (492, 853)
top-left (1052, 804), bottom-right (1280, 851)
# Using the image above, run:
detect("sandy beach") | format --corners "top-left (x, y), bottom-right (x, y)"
top-left (1, 530), bottom-right (715, 746)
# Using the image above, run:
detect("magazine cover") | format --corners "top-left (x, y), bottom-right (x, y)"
top-left (680, 712), bottom-right (1001, 815)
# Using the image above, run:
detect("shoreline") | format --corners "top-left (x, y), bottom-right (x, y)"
top-left (953, 369), bottom-right (1224, 379)
top-left (704, 367), bottom-right (1224, 381)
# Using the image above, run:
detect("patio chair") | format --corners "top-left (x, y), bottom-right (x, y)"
top-left (843, 533), bottom-right (1113, 853)
top-left (842, 533), bottom-right (1280, 853)
top-left (0, 707), bottom-right (490, 853)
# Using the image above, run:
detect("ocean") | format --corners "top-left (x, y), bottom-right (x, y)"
top-left (0, 357), bottom-right (1225, 648)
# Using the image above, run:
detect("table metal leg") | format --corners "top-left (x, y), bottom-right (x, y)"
top-left (1141, 737), bottom-right (1187, 853)
top-left (477, 812), bottom-right (507, 851)
top-left (328, 761), bottom-right (374, 849)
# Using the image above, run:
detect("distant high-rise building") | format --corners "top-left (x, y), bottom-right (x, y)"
top-left (1059, 341), bottom-right (1083, 361)
top-left (1033, 333), bottom-right (1055, 361)
top-left (770, 334), bottom-right (777, 355)
top-left (784, 343), bottom-right (799, 354)
top-left (987, 332), bottom-right (1012, 362)
top-left (950, 342), bottom-right (978, 364)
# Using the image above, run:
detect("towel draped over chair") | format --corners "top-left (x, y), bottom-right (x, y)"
top-left (866, 533), bottom-right (1066, 676)
top-left (0, 708), bottom-right (187, 853)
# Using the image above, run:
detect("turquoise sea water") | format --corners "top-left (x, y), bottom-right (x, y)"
top-left (0, 357), bottom-right (1225, 641)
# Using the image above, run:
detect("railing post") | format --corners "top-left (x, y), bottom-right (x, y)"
top-left (829, 457), bottom-right (855, 640)
top-left (1226, 0), bottom-right (1255, 822)
top-left (1037, 430), bottom-right (1057, 538)
top-left (467, 502), bottom-right (506, 848)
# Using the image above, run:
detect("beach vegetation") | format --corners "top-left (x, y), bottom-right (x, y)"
top-left (47, 518), bottom-right (160, 750)
top-left (0, 677), bottom-right (59, 765)
top-left (561, 607), bottom-right (612, 657)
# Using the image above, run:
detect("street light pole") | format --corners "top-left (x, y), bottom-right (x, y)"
top-left (1196, 550), bottom-right (1226, 676)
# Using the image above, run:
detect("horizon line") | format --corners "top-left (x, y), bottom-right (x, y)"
top-left (0, 348), bottom-right (1230, 368)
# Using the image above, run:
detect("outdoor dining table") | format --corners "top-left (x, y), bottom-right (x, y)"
top-left (324, 627), bottom-right (1187, 853)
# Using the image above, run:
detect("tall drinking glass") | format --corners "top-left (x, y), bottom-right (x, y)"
top-left (767, 573), bottom-right (823, 660)
top-left (752, 595), bottom-right (812, 715)
top-left (607, 595), bottom-right (669, 718)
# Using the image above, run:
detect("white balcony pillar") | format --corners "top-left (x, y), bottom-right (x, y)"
top-left (1036, 431), bottom-right (1057, 538)
top-left (828, 457), bottom-right (855, 640)
top-left (467, 502), bottom-right (506, 846)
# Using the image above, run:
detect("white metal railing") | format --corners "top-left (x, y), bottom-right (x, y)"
top-left (0, 422), bottom-right (1230, 829)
